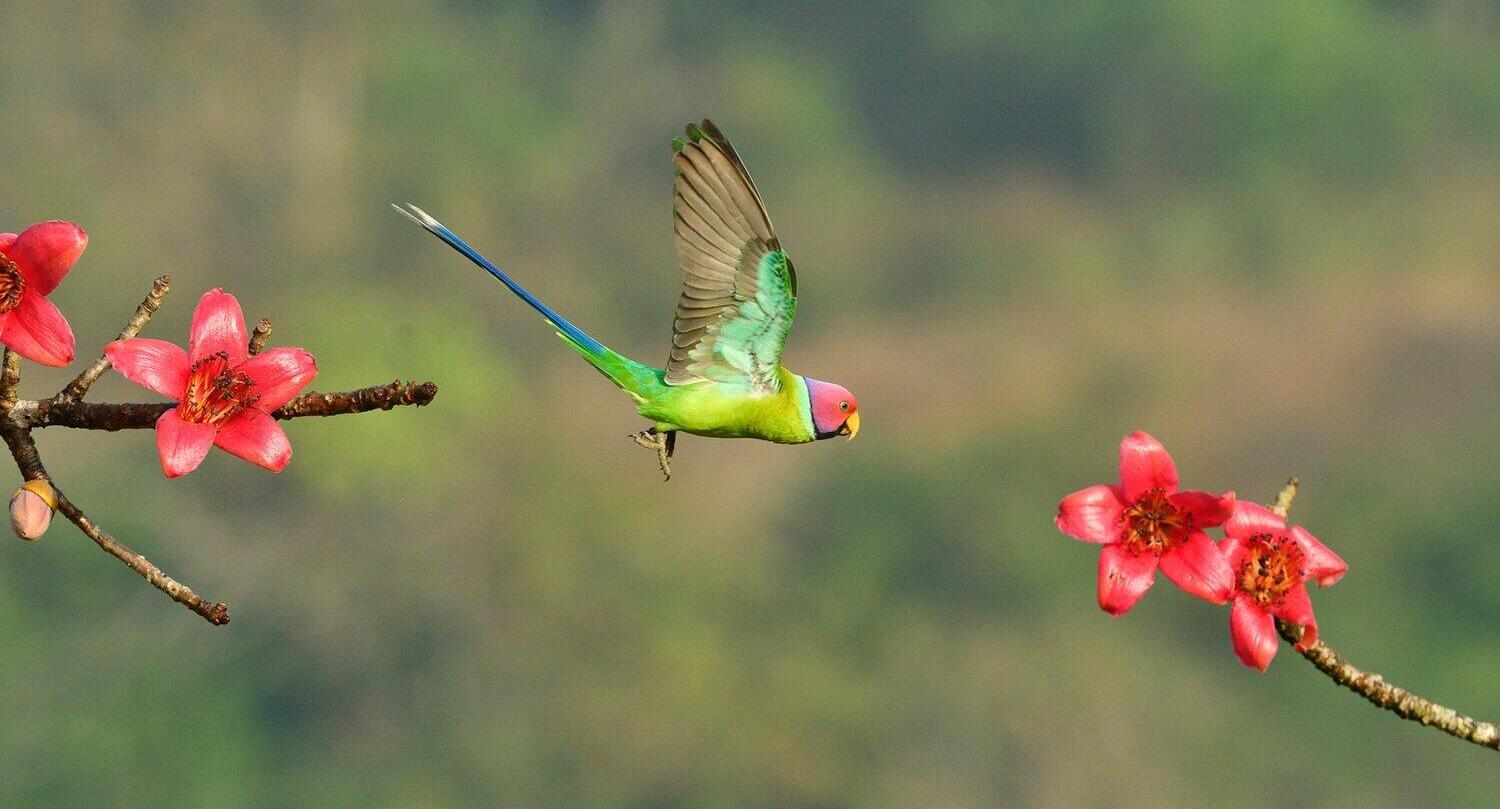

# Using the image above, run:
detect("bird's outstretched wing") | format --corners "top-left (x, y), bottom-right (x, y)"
top-left (665, 119), bottom-right (798, 392)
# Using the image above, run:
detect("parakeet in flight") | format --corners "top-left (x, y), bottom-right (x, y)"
top-left (395, 119), bottom-right (859, 480)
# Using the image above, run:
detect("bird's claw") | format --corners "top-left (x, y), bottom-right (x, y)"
top-left (630, 430), bottom-right (658, 451)
top-left (629, 429), bottom-right (674, 481)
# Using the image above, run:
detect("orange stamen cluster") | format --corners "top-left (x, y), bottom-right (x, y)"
top-left (0, 253), bottom-right (26, 314)
top-left (178, 352), bottom-right (259, 426)
top-left (1237, 534), bottom-right (1305, 608)
top-left (1119, 488), bottom-right (1191, 556)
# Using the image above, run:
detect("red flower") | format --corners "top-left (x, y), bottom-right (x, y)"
top-left (0, 221), bottom-right (86, 366)
top-left (1220, 501), bottom-right (1347, 671)
top-left (105, 289), bottom-right (317, 478)
top-left (1056, 432), bottom-right (1236, 615)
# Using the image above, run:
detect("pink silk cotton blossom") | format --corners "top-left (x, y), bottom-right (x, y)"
top-left (1220, 501), bottom-right (1348, 671)
top-left (1056, 431), bottom-right (1236, 616)
top-left (105, 289), bottom-right (317, 478)
top-left (0, 221), bottom-right (87, 367)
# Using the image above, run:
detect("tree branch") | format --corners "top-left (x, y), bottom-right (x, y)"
top-left (3, 275), bottom-right (438, 626)
top-left (28, 380), bottom-right (438, 430)
top-left (271, 379), bottom-right (439, 417)
top-left (3, 347), bottom-right (230, 623)
top-left (1268, 478), bottom-right (1500, 750)
top-left (56, 274), bottom-right (171, 402)
top-left (0, 346), bottom-right (22, 409)
top-left (248, 318), bottom-right (272, 356)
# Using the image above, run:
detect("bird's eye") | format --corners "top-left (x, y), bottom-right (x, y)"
top-left (839, 401), bottom-right (849, 411)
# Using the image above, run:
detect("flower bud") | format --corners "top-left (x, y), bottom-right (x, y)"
top-left (10, 479), bottom-right (56, 541)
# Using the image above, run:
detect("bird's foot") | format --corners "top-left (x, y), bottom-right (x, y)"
top-left (629, 430), bottom-right (656, 451)
top-left (629, 428), bottom-right (675, 481)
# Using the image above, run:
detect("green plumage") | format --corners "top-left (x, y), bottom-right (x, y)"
top-left (548, 120), bottom-right (819, 443)
top-left (398, 118), bottom-right (854, 476)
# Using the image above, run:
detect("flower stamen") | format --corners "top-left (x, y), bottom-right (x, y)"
top-left (0, 253), bottom-right (26, 314)
top-left (1237, 534), bottom-right (1305, 608)
top-left (178, 351), bottom-right (260, 426)
top-left (1119, 488), bottom-right (1191, 556)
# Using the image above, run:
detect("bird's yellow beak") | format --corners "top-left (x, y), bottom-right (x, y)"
top-left (840, 411), bottom-right (860, 441)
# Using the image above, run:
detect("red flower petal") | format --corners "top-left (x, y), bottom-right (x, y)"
top-left (214, 411), bottom-right (291, 472)
top-left (1291, 525), bottom-right (1347, 587)
top-left (4, 220), bottom-right (86, 296)
top-left (1225, 501), bottom-right (1285, 539)
top-left (1169, 489), bottom-right (1235, 529)
top-left (104, 338), bottom-right (189, 399)
top-left (1230, 595), bottom-right (1278, 672)
top-left (1219, 535), bottom-right (1247, 569)
top-left (1159, 530), bottom-right (1232, 604)
top-left (1274, 582), bottom-right (1319, 650)
top-left (1118, 431), bottom-right (1179, 500)
top-left (0, 233), bottom-right (15, 252)
top-left (155, 410), bottom-right (217, 478)
top-left (188, 288), bottom-right (248, 365)
top-left (1097, 543), bottom-right (1158, 617)
top-left (1055, 484), bottom-right (1125, 544)
top-left (238, 347), bottom-right (317, 411)
top-left (0, 291), bottom-right (75, 366)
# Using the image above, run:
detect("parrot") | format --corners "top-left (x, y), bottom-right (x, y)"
top-left (394, 119), bottom-right (859, 480)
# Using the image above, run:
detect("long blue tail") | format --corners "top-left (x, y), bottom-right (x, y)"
top-left (393, 203), bottom-right (607, 356)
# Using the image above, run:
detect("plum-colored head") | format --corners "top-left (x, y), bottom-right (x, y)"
top-left (804, 377), bottom-right (860, 441)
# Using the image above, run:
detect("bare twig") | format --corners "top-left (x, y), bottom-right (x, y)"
top-left (24, 400), bottom-right (173, 431)
top-left (29, 380), bottom-right (438, 430)
top-left (3, 275), bottom-right (437, 626)
top-left (3, 347), bottom-right (230, 623)
top-left (1276, 622), bottom-right (1500, 749)
top-left (54, 487), bottom-right (230, 624)
top-left (56, 274), bottom-right (171, 402)
top-left (1268, 479), bottom-right (1500, 750)
top-left (1268, 476), bottom-right (1299, 519)
top-left (0, 347), bottom-right (22, 408)
top-left (273, 380), bottom-right (439, 418)
top-left (248, 318), bottom-right (272, 355)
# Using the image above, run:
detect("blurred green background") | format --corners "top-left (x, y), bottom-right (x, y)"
top-left (1, 0), bottom-right (1497, 805)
